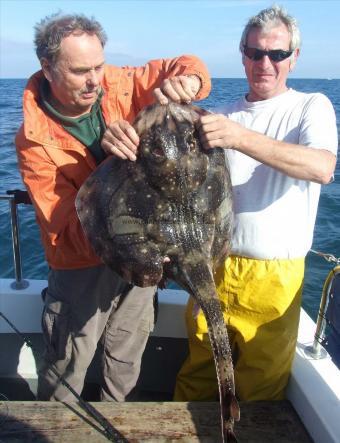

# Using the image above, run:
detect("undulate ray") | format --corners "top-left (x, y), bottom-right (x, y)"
top-left (76, 101), bottom-right (239, 442)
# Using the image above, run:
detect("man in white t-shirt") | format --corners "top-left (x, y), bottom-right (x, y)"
top-left (175, 5), bottom-right (338, 402)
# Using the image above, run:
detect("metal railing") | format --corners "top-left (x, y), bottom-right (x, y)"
top-left (0, 190), bottom-right (32, 289)
top-left (305, 250), bottom-right (340, 359)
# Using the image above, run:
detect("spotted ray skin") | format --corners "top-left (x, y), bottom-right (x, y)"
top-left (76, 102), bottom-right (239, 442)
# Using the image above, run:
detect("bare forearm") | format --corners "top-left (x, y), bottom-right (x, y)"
top-left (237, 128), bottom-right (336, 184)
top-left (198, 114), bottom-right (336, 184)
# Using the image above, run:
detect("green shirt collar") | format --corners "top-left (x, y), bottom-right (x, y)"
top-left (39, 80), bottom-right (104, 124)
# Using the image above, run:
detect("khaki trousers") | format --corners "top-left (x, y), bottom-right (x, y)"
top-left (37, 265), bottom-right (156, 401)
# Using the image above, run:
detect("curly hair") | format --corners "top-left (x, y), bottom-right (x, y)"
top-left (34, 12), bottom-right (107, 65)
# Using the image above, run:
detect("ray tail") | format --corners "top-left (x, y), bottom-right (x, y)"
top-left (181, 263), bottom-right (240, 442)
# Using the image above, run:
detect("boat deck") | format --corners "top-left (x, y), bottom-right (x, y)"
top-left (0, 399), bottom-right (311, 442)
top-left (2, 283), bottom-right (339, 442)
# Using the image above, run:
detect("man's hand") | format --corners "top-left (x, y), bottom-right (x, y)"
top-left (197, 113), bottom-right (245, 150)
top-left (101, 120), bottom-right (139, 161)
top-left (153, 75), bottom-right (201, 105)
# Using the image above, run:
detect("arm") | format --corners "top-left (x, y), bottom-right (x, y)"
top-left (16, 136), bottom-right (100, 264)
top-left (132, 54), bottom-right (211, 106)
top-left (198, 114), bottom-right (337, 184)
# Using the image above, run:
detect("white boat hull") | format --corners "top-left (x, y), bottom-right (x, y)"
top-left (1, 278), bottom-right (339, 442)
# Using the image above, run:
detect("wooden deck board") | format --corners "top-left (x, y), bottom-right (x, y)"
top-left (0, 400), bottom-right (312, 442)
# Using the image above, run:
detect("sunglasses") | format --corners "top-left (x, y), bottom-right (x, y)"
top-left (243, 45), bottom-right (293, 62)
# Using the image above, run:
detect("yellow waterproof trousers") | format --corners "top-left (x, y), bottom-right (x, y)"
top-left (174, 256), bottom-right (305, 401)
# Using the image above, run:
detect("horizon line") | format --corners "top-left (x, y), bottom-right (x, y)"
top-left (1, 76), bottom-right (339, 81)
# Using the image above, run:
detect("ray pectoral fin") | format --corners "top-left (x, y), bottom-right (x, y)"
top-left (113, 235), bottom-right (164, 287)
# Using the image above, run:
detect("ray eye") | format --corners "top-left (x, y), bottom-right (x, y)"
top-left (152, 147), bottom-right (163, 157)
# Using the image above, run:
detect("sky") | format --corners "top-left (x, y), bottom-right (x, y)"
top-left (1, 0), bottom-right (339, 79)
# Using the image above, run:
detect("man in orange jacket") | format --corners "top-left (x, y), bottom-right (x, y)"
top-left (16, 13), bottom-right (211, 401)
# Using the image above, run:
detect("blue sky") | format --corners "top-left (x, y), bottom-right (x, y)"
top-left (1, 0), bottom-right (339, 79)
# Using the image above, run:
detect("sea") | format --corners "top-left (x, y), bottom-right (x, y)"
top-left (1, 78), bottom-right (339, 321)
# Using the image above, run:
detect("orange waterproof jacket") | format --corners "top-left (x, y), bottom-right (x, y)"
top-left (16, 56), bottom-right (211, 269)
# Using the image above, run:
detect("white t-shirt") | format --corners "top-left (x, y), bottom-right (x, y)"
top-left (220, 89), bottom-right (338, 259)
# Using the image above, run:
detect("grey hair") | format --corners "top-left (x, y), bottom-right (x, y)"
top-left (239, 4), bottom-right (301, 53)
top-left (34, 12), bottom-right (107, 65)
